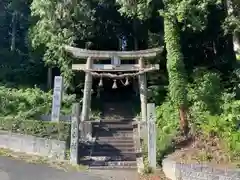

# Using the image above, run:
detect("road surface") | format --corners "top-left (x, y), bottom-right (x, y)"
top-left (0, 156), bottom-right (103, 180)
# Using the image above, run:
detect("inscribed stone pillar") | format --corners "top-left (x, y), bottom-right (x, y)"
top-left (147, 103), bottom-right (157, 170)
top-left (51, 76), bottom-right (63, 122)
top-left (70, 103), bottom-right (80, 164)
top-left (81, 57), bottom-right (93, 121)
top-left (138, 57), bottom-right (147, 122)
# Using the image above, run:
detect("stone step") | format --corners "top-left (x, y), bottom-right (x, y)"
top-left (96, 128), bottom-right (134, 133)
top-left (95, 142), bottom-right (135, 148)
top-left (93, 119), bottom-right (133, 122)
top-left (97, 132), bottom-right (134, 138)
top-left (89, 165), bottom-right (137, 170)
top-left (98, 121), bottom-right (133, 125)
top-left (93, 147), bottom-right (135, 153)
top-left (79, 145), bottom-right (93, 151)
top-left (89, 161), bottom-right (137, 168)
top-left (90, 152), bottom-right (137, 161)
top-left (94, 141), bottom-right (134, 148)
top-left (94, 125), bottom-right (133, 130)
top-left (92, 121), bottom-right (101, 125)
top-left (96, 137), bottom-right (134, 143)
top-left (96, 127), bottom-right (133, 133)
top-left (97, 130), bottom-right (133, 134)
top-left (78, 158), bottom-right (137, 169)
top-left (98, 120), bottom-right (133, 124)
top-left (80, 148), bottom-right (137, 158)
top-left (83, 141), bottom-right (135, 147)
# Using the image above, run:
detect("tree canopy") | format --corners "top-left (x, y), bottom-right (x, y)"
top-left (0, 0), bottom-right (238, 90)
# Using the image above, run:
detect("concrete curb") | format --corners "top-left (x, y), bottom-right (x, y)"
top-left (162, 157), bottom-right (240, 180)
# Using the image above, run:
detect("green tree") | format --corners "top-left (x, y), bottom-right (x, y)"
top-left (117, 0), bottom-right (221, 135)
top-left (0, 0), bottom-right (48, 87)
top-left (30, 0), bottom-right (96, 88)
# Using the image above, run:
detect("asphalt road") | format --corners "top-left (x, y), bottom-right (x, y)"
top-left (0, 156), bottom-right (103, 180)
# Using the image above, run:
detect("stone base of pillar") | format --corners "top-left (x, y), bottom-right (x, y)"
top-left (79, 122), bottom-right (94, 143)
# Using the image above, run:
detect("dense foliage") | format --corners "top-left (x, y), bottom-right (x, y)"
top-left (0, 0), bottom-right (238, 88)
top-left (30, 0), bottom-right (96, 88)
top-left (188, 70), bottom-right (240, 158)
top-left (0, 86), bottom-right (75, 119)
top-left (156, 70), bottom-right (240, 163)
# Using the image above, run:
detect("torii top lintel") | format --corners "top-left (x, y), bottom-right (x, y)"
top-left (64, 45), bottom-right (163, 60)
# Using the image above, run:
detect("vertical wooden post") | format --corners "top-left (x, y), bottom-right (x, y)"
top-left (138, 57), bottom-right (147, 122)
top-left (70, 103), bottom-right (80, 164)
top-left (81, 57), bottom-right (93, 121)
top-left (147, 103), bottom-right (157, 170)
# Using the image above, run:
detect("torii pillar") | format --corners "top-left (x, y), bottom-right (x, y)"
top-left (81, 57), bottom-right (93, 122)
top-left (138, 57), bottom-right (147, 122)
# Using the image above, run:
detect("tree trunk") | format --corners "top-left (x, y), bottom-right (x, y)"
top-left (164, 18), bottom-right (189, 135)
top-left (10, 11), bottom-right (17, 51)
top-left (225, 0), bottom-right (240, 53)
top-left (133, 19), bottom-right (138, 50)
top-left (233, 33), bottom-right (240, 53)
top-left (47, 67), bottom-right (52, 89)
top-left (179, 105), bottom-right (189, 135)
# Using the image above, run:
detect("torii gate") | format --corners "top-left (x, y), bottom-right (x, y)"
top-left (64, 45), bottom-right (163, 122)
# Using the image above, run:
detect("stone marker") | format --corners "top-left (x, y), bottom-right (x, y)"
top-left (70, 103), bottom-right (80, 164)
top-left (51, 76), bottom-right (63, 122)
top-left (147, 103), bottom-right (157, 170)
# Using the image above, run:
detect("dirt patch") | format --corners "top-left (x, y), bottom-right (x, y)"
top-left (138, 169), bottom-right (170, 180)
top-left (167, 134), bottom-right (240, 169)
top-left (139, 174), bottom-right (164, 180)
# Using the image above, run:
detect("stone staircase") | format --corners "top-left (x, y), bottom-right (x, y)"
top-left (78, 89), bottom-right (140, 169)
top-left (87, 119), bottom-right (137, 169)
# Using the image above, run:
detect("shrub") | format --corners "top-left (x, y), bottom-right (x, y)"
top-left (0, 86), bottom-right (75, 119)
top-left (155, 99), bottom-right (179, 164)
top-left (197, 93), bottom-right (240, 159)
top-left (217, 93), bottom-right (240, 158)
top-left (188, 69), bottom-right (222, 121)
top-left (0, 116), bottom-right (71, 142)
top-left (155, 68), bottom-right (240, 164)
top-left (188, 69), bottom-right (240, 159)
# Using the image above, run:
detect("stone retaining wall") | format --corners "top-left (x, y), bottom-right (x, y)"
top-left (0, 131), bottom-right (66, 160)
top-left (162, 158), bottom-right (240, 180)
